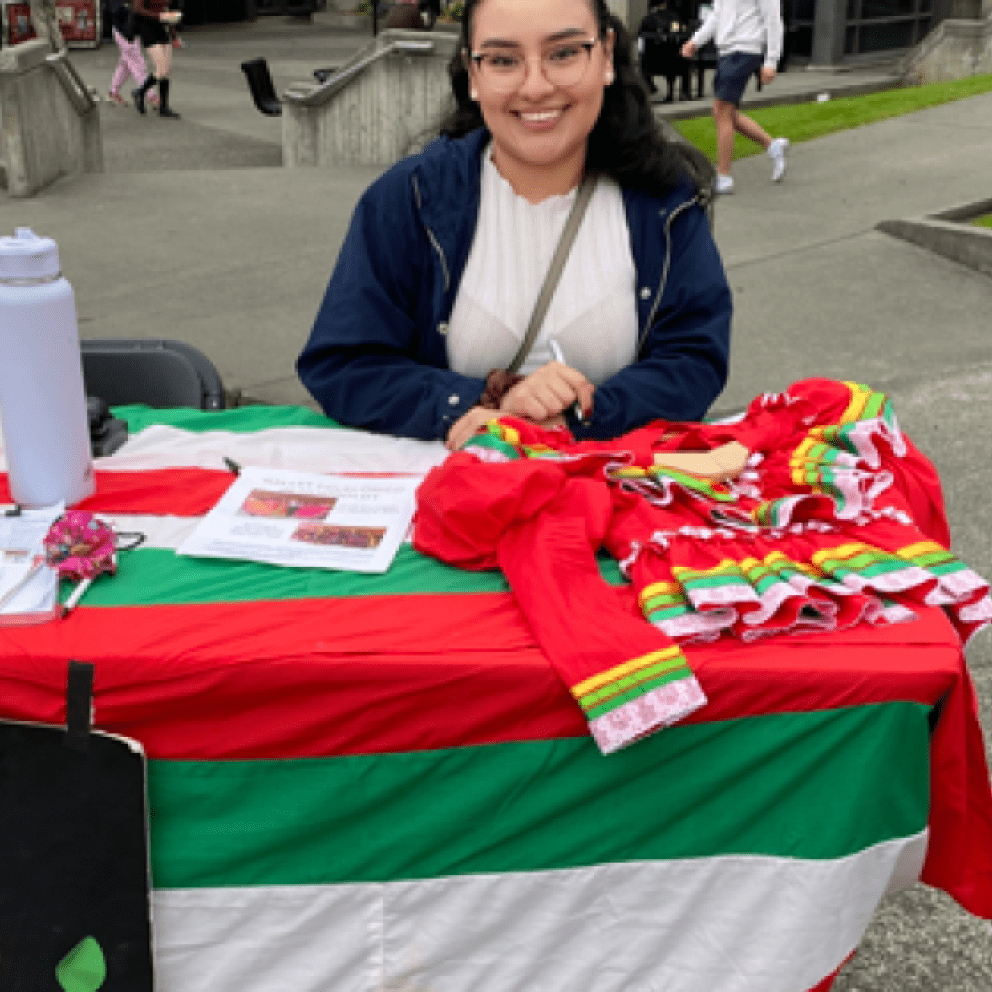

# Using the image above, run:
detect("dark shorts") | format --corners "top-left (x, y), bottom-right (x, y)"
top-left (135, 14), bottom-right (170, 49)
top-left (713, 50), bottom-right (763, 106)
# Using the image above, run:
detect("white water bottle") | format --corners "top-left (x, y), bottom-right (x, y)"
top-left (0, 228), bottom-right (95, 508)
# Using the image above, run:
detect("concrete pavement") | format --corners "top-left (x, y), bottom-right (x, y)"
top-left (2, 16), bottom-right (991, 989)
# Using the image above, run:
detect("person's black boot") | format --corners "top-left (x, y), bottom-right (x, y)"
top-left (157, 77), bottom-right (181, 119)
top-left (134, 75), bottom-right (156, 114)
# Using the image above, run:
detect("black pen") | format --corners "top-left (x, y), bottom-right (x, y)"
top-left (223, 457), bottom-right (241, 475)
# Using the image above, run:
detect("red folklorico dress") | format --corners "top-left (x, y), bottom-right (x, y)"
top-left (414, 379), bottom-right (992, 755)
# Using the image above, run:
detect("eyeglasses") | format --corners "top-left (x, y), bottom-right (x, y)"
top-left (469, 39), bottom-right (598, 92)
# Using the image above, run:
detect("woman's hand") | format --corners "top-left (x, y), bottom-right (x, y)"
top-left (446, 406), bottom-right (499, 451)
top-left (681, 41), bottom-right (697, 58)
top-left (499, 362), bottom-right (594, 422)
top-left (445, 402), bottom-right (576, 453)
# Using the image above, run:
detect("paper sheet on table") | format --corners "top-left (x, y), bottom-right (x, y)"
top-left (176, 466), bottom-right (420, 574)
top-left (0, 505), bottom-right (62, 625)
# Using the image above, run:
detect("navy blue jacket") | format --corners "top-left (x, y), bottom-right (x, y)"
top-left (297, 127), bottom-right (732, 441)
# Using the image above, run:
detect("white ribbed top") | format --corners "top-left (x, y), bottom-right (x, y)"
top-left (446, 151), bottom-right (638, 384)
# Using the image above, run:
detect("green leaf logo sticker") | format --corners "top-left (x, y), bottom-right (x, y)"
top-left (55, 936), bottom-right (107, 992)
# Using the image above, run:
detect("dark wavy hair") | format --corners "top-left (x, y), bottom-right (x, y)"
top-left (437, 0), bottom-right (714, 200)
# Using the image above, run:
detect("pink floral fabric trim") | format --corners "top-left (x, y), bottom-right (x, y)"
top-left (589, 677), bottom-right (708, 756)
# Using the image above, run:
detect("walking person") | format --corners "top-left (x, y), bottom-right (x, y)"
top-left (681, 0), bottom-right (789, 194)
top-left (130, 0), bottom-right (182, 119)
top-left (107, 0), bottom-right (159, 109)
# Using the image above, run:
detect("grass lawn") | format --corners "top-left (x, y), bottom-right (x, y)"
top-left (671, 73), bottom-right (992, 162)
top-left (972, 213), bottom-right (992, 229)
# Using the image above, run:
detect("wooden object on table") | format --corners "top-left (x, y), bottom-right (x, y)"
top-left (652, 440), bottom-right (749, 481)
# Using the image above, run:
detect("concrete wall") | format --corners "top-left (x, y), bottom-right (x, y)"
top-left (899, 11), bottom-right (992, 82)
top-left (281, 2), bottom-right (648, 171)
top-left (282, 29), bottom-right (458, 168)
top-left (606, 0), bottom-right (649, 32)
top-left (933, 0), bottom-right (983, 21)
top-left (0, 40), bottom-right (102, 198)
top-left (878, 197), bottom-right (992, 278)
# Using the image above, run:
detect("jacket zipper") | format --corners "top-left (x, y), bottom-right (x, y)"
top-left (411, 174), bottom-right (451, 293)
top-left (638, 193), bottom-right (701, 355)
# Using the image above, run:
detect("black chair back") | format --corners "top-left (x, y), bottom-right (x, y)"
top-left (81, 338), bottom-right (226, 411)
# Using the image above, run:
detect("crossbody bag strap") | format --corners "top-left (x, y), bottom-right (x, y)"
top-left (505, 173), bottom-right (599, 377)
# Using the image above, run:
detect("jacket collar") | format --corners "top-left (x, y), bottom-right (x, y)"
top-left (411, 128), bottom-right (489, 244)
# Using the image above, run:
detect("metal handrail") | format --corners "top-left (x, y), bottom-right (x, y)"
top-left (45, 51), bottom-right (95, 116)
top-left (284, 38), bottom-right (435, 109)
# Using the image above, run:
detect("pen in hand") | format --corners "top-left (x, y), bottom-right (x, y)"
top-left (548, 339), bottom-right (586, 425)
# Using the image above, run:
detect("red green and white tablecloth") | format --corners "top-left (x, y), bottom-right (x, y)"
top-left (1, 404), bottom-right (990, 992)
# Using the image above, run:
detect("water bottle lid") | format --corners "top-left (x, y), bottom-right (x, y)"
top-left (0, 228), bottom-right (62, 283)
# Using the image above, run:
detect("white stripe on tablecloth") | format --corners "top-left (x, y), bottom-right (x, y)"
top-left (102, 514), bottom-right (201, 549)
top-left (0, 424), bottom-right (448, 476)
top-left (95, 425), bottom-right (449, 475)
top-left (152, 830), bottom-right (927, 992)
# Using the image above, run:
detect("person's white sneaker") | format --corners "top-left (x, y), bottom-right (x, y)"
top-left (768, 138), bottom-right (789, 182)
top-left (715, 174), bottom-right (734, 195)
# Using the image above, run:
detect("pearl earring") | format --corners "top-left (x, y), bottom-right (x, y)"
top-left (605, 69), bottom-right (614, 84)
top-left (470, 88), bottom-right (478, 100)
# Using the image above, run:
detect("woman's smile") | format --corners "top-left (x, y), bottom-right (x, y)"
top-left (513, 106), bottom-right (568, 130)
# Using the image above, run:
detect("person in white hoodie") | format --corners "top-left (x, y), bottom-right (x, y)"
top-left (681, 0), bottom-right (789, 194)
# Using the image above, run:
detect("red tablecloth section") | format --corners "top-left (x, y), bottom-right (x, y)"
top-left (2, 574), bottom-right (990, 923)
top-left (3, 460), bottom-right (991, 991)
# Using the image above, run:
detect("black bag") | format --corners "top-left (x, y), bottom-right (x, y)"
top-left (87, 396), bottom-right (129, 457)
top-left (0, 663), bottom-right (154, 992)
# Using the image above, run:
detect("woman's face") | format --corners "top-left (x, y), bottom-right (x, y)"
top-left (467, 0), bottom-right (614, 196)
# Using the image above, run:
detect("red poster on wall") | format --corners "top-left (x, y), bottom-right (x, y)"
top-left (2, 0), bottom-right (101, 48)
top-left (4, 3), bottom-right (38, 45)
top-left (58, 0), bottom-right (100, 43)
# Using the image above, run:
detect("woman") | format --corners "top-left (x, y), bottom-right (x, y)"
top-left (107, 0), bottom-right (159, 109)
top-left (297, 0), bottom-right (731, 449)
top-left (130, 0), bottom-right (181, 118)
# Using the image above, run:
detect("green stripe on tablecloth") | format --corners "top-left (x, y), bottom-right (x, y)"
top-left (83, 545), bottom-right (627, 605)
top-left (114, 405), bottom-right (339, 435)
top-left (148, 702), bottom-right (930, 888)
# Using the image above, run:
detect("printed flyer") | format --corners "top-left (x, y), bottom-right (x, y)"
top-left (0, 505), bottom-right (62, 625)
top-left (176, 466), bottom-right (420, 574)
